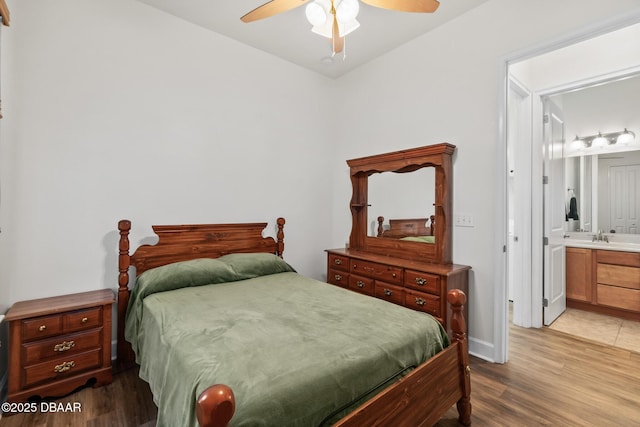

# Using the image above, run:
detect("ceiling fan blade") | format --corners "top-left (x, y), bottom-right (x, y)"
top-left (332, 12), bottom-right (344, 54)
top-left (360, 0), bottom-right (439, 13)
top-left (241, 0), bottom-right (310, 23)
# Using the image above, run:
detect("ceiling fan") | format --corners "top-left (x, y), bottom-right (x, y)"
top-left (241, 0), bottom-right (440, 56)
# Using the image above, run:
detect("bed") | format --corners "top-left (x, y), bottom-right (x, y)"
top-left (376, 215), bottom-right (436, 243)
top-left (117, 217), bottom-right (471, 427)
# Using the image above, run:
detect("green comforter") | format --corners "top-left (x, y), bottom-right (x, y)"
top-left (125, 255), bottom-right (449, 427)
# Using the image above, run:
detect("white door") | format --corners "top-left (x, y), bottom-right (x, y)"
top-left (543, 99), bottom-right (566, 326)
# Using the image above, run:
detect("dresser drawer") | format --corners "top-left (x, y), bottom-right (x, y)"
top-left (65, 307), bottom-right (103, 332)
top-left (328, 254), bottom-right (350, 272)
top-left (328, 269), bottom-right (349, 288)
top-left (350, 259), bottom-right (402, 285)
top-left (404, 270), bottom-right (440, 294)
top-left (375, 282), bottom-right (404, 305)
top-left (22, 329), bottom-right (103, 365)
top-left (349, 274), bottom-right (375, 296)
top-left (22, 315), bottom-right (64, 342)
top-left (23, 349), bottom-right (102, 389)
top-left (405, 289), bottom-right (441, 317)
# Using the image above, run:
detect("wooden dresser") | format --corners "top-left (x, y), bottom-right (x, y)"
top-left (327, 248), bottom-right (470, 335)
top-left (330, 143), bottom-right (471, 337)
top-left (5, 289), bottom-right (114, 403)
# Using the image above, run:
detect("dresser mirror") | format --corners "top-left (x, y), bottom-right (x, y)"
top-left (347, 143), bottom-right (454, 264)
top-left (368, 167), bottom-right (436, 240)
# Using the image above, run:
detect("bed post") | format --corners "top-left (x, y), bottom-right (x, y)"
top-left (377, 216), bottom-right (384, 237)
top-left (276, 217), bottom-right (285, 258)
top-left (448, 289), bottom-right (472, 426)
top-left (117, 219), bottom-right (135, 369)
top-left (196, 384), bottom-right (236, 427)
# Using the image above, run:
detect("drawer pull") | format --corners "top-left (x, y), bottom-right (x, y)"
top-left (334, 259), bottom-right (342, 265)
top-left (81, 317), bottom-right (89, 323)
top-left (392, 273), bottom-right (397, 278)
top-left (334, 274), bottom-right (342, 281)
top-left (54, 341), bottom-right (76, 352)
top-left (352, 264), bottom-right (357, 269)
top-left (53, 361), bottom-right (76, 373)
top-left (39, 325), bottom-right (47, 332)
top-left (415, 277), bottom-right (427, 286)
top-left (415, 297), bottom-right (426, 306)
top-left (356, 281), bottom-right (365, 288)
top-left (384, 289), bottom-right (393, 296)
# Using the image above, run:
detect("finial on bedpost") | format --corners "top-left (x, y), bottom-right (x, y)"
top-left (118, 220), bottom-right (131, 290)
top-left (377, 216), bottom-right (384, 237)
top-left (197, 384), bottom-right (236, 427)
top-left (447, 289), bottom-right (471, 426)
top-left (276, 217), bottom-right (285, 258)
top-left (117, 219), bottom-right (134, 368)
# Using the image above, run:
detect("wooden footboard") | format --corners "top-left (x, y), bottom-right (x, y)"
top-left (196, 289), bottom-right (471, 427)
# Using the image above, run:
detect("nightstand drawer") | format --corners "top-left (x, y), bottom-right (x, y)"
top-left (405, 289), bottom-right (440, 317)
top-left (22, 329), bottom-right (103, 365)
top-left (22, 315), bottom-right (63, 341)
top-left (404, 270), bottom-right (440, 294)
top-left (23, 349), bottom-right (102, 389)
top-left (65, 307), bottom-right (102, 332)
top-left (349, 274), bottom-right (375, 296)
top-left (328, 269), bottom-right (349, 288)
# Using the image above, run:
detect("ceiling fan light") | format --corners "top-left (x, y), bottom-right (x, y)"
top-left (339, 18), bottom-right (360, 37)
top-left (336, 0), bottom-right (359, 23)
top-left (305, 2), bottom-right (328, 27)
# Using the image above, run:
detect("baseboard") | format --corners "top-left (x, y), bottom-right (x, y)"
top-left (468, 336), bottom-right (495, 363)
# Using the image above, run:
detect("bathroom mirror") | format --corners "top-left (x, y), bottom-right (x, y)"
top-left (552, 72), bottom-right (640, 236)
top-left (367, 167), bottom-right (436, 240)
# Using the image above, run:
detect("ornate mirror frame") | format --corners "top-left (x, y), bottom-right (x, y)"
top-left (347, 143), bottom-right (455, 264)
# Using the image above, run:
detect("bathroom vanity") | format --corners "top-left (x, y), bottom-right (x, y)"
top-left (566, 244), bottom-right (640, 321)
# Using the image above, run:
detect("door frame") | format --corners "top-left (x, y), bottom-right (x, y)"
top-left (495, 12), bottom-right (640, 363)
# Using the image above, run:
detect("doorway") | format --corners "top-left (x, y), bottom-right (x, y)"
top-left (501, 20), bottom-right (640, 362)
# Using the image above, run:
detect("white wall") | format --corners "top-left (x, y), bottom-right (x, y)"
top-left (0, 0), bottom-right (336, 313)
top-left (330, 0), bottom-right (640, 360)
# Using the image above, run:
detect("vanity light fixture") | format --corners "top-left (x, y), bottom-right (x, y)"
top-left (571, 128), bottom-right (636, 149)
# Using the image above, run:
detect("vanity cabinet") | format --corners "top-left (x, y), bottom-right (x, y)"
top-left (595, 250), bottom-right (640, 313)
top-left (565, 247), bottom-right (592, 302)
top-left (565, 247), bottom-right (640, 320)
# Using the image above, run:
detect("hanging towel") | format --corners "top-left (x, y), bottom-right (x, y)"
top-left (568, 196), bottom-right (579, 220)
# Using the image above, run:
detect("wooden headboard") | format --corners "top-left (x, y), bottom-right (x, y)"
top-left (116, 217), bottom-right (286, 368)
top-left (376, 215), bottom-right (435, 238)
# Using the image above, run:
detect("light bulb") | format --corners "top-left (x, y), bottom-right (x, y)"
top-left (336, 0), bottom-right (359, 23)
top-left (306, 2), bottom-right (327, 27)
top-left (592, 133), bottom-right (608, 147)
top-left (617, 128), bottom-right (636, 145)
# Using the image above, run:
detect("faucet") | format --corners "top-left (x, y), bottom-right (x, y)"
top-left (592, 230), bottom-right (609, 243)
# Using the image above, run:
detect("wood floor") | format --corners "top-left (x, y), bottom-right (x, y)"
top-left (3, 324), bottom-right (640, 426)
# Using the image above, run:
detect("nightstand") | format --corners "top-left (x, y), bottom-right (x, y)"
top-left (5, 289), bottom-right (114, 403)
